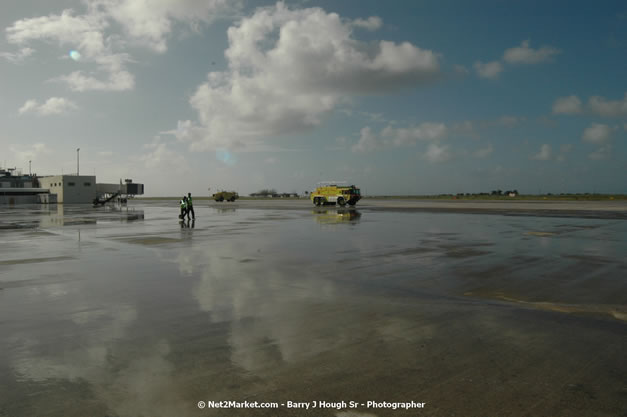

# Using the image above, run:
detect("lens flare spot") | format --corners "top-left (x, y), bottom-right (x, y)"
top-left (216, 149), bottom-right (237, 166)
top-left (69, 50), bottom-right (81, 61)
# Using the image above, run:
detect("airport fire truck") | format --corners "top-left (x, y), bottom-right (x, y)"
top-left (310, 182), bottom-right (361, 207)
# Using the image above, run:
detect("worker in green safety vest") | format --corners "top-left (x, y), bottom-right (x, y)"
top-left (187, 193), bottom-right (195, 219)
top-left (180, 196), bottom-right (188, 220)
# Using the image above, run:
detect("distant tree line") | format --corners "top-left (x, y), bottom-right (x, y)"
top-left (453, 190), bottom-right (519, 197)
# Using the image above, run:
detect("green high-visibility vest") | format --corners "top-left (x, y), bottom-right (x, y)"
top-left (187, 196), bottom-right (193, 206)
top-left (180, 200), bottom-right (186, 208)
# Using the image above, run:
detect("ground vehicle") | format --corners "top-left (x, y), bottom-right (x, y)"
top-left (310, 182), bottom-right (361, 206)
top-left (213, 191), bottom-right (238, 202)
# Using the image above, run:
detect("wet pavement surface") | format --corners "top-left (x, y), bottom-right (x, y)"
top-left (1, 200), bottom-right (626, 417)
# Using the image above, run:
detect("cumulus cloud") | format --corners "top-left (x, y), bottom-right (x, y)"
top-left (5, 0), bottom-right (237, 92)
top-left (351, 16), bottom-right (382, 31)
top-left (473, 144), bottom-right (493, 158)
top-left (582, 123), bottom-right (613, 144)
top-left (552, 92), bottom-right (627, 118)
top-left (589, 145), bottom-right (612, 160)
top-left (532, 144), bottom-right (552, 161)
top-left (139, 137), bottom-right (188, 173)
top-left (351, 122), bottom-right (446, 153)
top-left (473, 40), bottom-right (559, 80)
top-left (0, 47), bottom-right (34, 63)
top-left (587, 92), bottom-right (627, 117)
top-left (8, 143), bottom-right (51, 163)
top-left (381, 122), bottom-right (447, 146)
top-left (351, 127), bottom-right (379, 153)
top-left (423, 143), bottom-right (451, 163)
top-left (95, 0), bottom-right (240, 52)
top-left (178, 2), bottom-right (441, 151)
top-left (473, 60), bottom-right (503, 79)
top-left (552, 95), bottom-right (582, 114)
top-left (18, 97), bottom-right (77, 116)
top-left (7, 9), bottom-right (133, 91)
top-left (503, 40), bottom-right (560, 64)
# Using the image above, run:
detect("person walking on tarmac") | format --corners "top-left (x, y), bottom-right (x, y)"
top-left (187, 192), bottom-right (195, 220)
top-left (180, 196), bottom-right (188, 220)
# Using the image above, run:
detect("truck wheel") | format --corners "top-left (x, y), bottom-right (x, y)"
top-left (337, 197), bottom-right (346, 207)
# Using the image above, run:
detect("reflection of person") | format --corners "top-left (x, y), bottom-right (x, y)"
top-left (187, 192), bottom-right (195, 219)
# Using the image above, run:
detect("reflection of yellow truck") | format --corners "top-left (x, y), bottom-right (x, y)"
top-left (313, 209), bottom-right (361, 224)
top-left (310, 182), bottom-right (361, 206)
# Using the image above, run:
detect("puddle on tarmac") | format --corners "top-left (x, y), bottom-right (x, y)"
top-left (0, 202), bottom-right (626, 417)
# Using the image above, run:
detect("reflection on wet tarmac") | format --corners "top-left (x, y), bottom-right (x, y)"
top-left (313, 209), bottom-right (361, 225)
top-left (0, 202), bottom-right (626, 417)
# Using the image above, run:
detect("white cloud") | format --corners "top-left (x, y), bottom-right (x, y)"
top-left (381, 122), bottom-right (447, 146)
top-left (589, 145), bottom-right (612, 160)
top-left (473, 60), bottom-right (503, 79)
top-left (473, 144), bottom-right (493, 158)
top-left (582, 123), bottom-right (613, 144)
top-left (351, 122), bottom-right (446, 153)
top-left (532, 144), bottom-right (552, 161)
top-left (139, 138), bottom-right (188, 173)
top-left (497, 115), bottom-right (522, 127)
top-left (95, 0), bottom-right (240, 52)
top-left (552, 95), bottom-right (582, 114)
top-left (181, 2), bottom-right (441, 151)
top-left (351, 127), bottom-right (379, 153)
top-left (587, 92), bottom-right (627, 117)
top-left (8, 143), bottom-right (51, 164)
top-left (18, 97), bottom-right (77, 116)
top-left (351, 16), bottom-right (382, 31)
top-left (503, 40), bottom-right (560, 64)
top-left (55, 70), bottom-right (134, 92)
top-left (552, 92), bottom-right (627, 118)
top-left (5, 1), bottom-right (237, 92)
top-left (0, 47), bottom-right (34, 63)
top-left (424, 143), bottom-right (451, 163)
top-left (6, 9), bottom-right (134, 92)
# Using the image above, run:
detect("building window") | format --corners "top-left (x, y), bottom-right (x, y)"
top-left (68, 182), bottom-right (75, 186)
top-left (84, 182), bottom-right (91, 186)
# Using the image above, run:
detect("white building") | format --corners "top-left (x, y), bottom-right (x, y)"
top-left (38, 175), bottom-right (97, 204)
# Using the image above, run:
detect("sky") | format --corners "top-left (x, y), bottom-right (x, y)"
top-left (1, 0), bottom-right (626, 196)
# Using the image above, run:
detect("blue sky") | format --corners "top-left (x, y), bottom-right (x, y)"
top-left (1, 0), bottom-right (625, 196)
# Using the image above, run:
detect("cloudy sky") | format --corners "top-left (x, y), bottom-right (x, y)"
top-left (1, 0), bottom-right (625, 196)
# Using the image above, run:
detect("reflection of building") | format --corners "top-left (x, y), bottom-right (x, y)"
top-left (0, 167), bottom-right (55, 205)
top-left (38, 175), bottom-right (97, 204)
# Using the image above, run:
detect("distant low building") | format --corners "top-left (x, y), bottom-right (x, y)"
top-left (39, 175), bottom-right (97, 204)
top-left (0, 168), bottom-right (54, 205)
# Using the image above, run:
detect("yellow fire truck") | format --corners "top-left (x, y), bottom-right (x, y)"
top-left (310, 182), bottom-right (361, 206)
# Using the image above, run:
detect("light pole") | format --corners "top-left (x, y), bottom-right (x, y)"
top-left (77, 148), bottom-right (80, 176)
top-left (29, 160), bottom-right (31, 176)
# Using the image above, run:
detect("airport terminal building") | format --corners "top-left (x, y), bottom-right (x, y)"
top-left (1, 168), bottom-right (143, 205)
top-left (38, 175), bottom-right (97, 204)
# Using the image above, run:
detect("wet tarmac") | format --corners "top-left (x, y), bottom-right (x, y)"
top-left (1, 200), bottom-right (626, 417)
